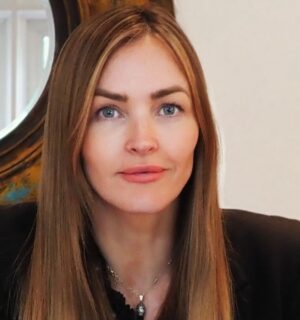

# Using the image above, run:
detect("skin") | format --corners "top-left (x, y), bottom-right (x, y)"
top-left (82, 34), bottom-right (199, 319)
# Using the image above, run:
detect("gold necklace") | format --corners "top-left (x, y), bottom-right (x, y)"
top-left (106, 259), bottom-right (172, 318)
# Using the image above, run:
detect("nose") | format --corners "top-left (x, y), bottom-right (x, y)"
top-left (125, 118), bottom-right (159, 155)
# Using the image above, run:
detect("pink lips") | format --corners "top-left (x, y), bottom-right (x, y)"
top-left (119, 165), bottom-right (166, 183)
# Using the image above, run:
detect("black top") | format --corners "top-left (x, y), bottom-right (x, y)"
top-left (0, 202), bottom-right (300, 319)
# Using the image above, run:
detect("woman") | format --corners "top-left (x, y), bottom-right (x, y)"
top-left (0, 4), bottom-right (299, 320)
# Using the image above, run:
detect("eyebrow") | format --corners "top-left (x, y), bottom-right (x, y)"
top-left (94, 86), bottom-right (190, 101)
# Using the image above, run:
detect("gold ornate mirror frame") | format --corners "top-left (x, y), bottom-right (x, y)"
top-left (0, 0), bottom-right (174, 204)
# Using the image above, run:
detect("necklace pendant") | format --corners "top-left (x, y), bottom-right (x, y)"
top-left (135, 295), bottom-right (146, 317)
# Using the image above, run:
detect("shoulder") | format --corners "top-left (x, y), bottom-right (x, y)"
top-left (0, 201), bottom-right (36, 273)
top-left (223, 208), bottom-right (300, 258)
top-left (0, 202), bottom-right (36, 260)
top-left (222, 208), bottom-right (300, 276)
top-left (0, 202), bottom-right (36, 237)
top-left (223, 208), bottom-right (300, 319)
top-left (0, 202), bottom-right (36, 319)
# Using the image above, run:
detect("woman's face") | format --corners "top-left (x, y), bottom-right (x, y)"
top-left (82, 35), bottom-right (199, 215)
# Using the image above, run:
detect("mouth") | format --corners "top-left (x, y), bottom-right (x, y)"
top-left (119, 165), bottom-right (166, 183)
top-left (120, 165), bottom-right (165, 174)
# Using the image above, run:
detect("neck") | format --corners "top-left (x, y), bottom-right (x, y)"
top-left (90, 200), bottom-right (177, 293)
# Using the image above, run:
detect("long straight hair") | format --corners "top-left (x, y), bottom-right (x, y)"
top-left (19, 5), bottom-right (232, 320)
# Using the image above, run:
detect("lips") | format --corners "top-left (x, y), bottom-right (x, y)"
top-left (119, 165), bottom-right (166, 183)
top-left (120, 165), bottom-right (165, 174)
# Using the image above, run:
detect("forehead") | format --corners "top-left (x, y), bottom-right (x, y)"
top-left (97, 34), bottom-right (190, 94)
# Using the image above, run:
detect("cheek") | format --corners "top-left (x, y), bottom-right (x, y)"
top-left (164, 120), bottom-right (199, 166)
top-left (81, 130), bottom-right (114, 182)
top-left (82, 124), bottom-right (123, 163)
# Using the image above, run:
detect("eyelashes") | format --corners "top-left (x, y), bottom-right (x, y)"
top-left (97, 106), bottom-right (119, 119)
top-left (158, 103), bottom-right (183, 116)
top-left (95, 103), bottom-right (183, 120)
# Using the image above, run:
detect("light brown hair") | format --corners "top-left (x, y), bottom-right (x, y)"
top-left (19, 4), bottom-right (232, 320)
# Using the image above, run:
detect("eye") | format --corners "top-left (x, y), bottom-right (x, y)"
top-left (96, 106), bottom-right (121, 119)
top-left (158, 103), bottom-right (182, 116)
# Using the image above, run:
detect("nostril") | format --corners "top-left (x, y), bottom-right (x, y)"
top-left (125, 136), bottom-right (159, 154)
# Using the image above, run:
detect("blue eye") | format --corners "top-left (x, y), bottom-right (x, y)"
top-left (97, 106), bottom-right (120, 119)
top-left (159, 103), bottom-right (182, 116)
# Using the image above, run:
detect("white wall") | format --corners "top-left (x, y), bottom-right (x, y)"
top-left (175, 0), bottom-right (300, 220)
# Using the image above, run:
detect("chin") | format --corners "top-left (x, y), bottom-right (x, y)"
top-left (116, 196), bottom-right (176, 215)
top-left (124, 206), bottom-right (164, 215)
top-left (95, 191), bottom-right (179, 216)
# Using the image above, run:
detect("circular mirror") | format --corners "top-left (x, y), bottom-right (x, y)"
top-left (0, 0), bottom-right (55, 139)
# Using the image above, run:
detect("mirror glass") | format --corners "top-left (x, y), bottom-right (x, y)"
top-left (0, 0), bottom-right (55, 139)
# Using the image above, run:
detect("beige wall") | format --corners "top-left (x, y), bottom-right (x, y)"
top-left (175, 0), bottom-right (300, 220)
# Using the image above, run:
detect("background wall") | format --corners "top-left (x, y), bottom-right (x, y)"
top-left (175, 0), bottom-right (300, 220)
